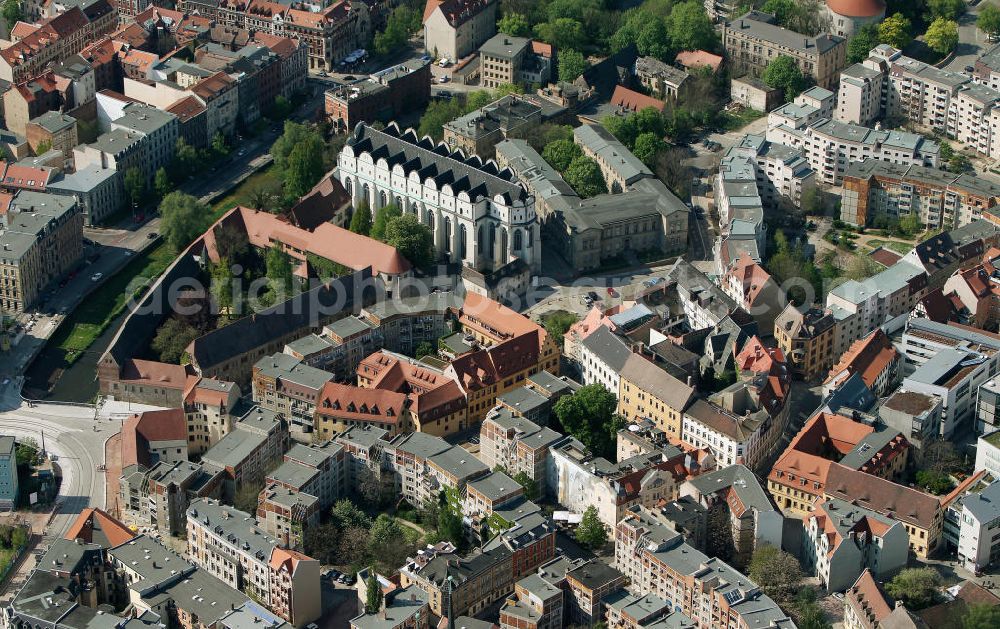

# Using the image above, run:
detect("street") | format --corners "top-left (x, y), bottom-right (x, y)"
top-left (0, 381), bottom-right (114, 540)
top-left (945, 3), bottom-right (991, 73)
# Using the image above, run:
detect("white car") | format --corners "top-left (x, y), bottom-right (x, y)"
top-left (91, 272), bottom-right (103, 282)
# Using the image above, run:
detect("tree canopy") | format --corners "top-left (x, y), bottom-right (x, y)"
top-left (575, 506), bottom-right (607, 549)
top-left (979, 4), bottom-right (1000, 38)
top-left (564, 156), bottom-right (607, 198)
top-left (748, 545), bottom-right (804, 603)
top-left (885, 568), bottom-right (942, 610)
top-left (847, 24), bottom-right (879, 63)
top-left (374, 5), bottom-right (421, 56)
top-left (159, 191), bottom-right (212, 253)
top-left (762, 55), bottom-right (807, 102)
top-left (925, 17), bottom-right (959, 55)
top-left (925, 0), bottom-right (964, 21)
top-left (151, 317), bottom-right (199, 364)
top-left (370, 203), bottom-right (403, 241)
top-left (879, 13), bottom-right (913, 49)
top-left (349, 201), bottom-right (373, 235)
top-left (541, 139), bottom-right (583, 172)
top-left (384, 213), bottom-right (434, 269)
top-left (558, 49), bottom-right (589, 83)
top-left (963, 604), bottom-right (1000, 629)
top-left (553, 384), bottom-right (623, 458)
top-left (498, 12), bottom-right (531, 37)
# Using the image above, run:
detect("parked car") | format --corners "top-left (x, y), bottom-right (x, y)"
top-left (587, 291), bottom-right (600, 302)
top-left (90, 272), bottom-right (103, 282)
top-left (148, 232), bottom-right (158, 239)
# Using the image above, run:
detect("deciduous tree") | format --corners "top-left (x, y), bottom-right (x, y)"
top-left (633, 132), bottom-right (666, 167)
top-left (151, 317), bottom-right (200, 364)
top-left (979, 5), bottom-right (1000, 39)
top-left (364, 571), bottom-right (383, 614)
top-left (963, 604), bottom-right (1000, 628)
top-left (557, 49), bottom-right (588, 83)
top-left (847, 24), bottom-right (879, 63)
top-left (925, 17), bottom-right (959, 55)
top-left (124, 167), bottom-right (146, 209)
top-left (885, 568), bottom-right (942, 610)
top-left (879, 13), bottom-right (913, 50)
top-left (552, 384), bottom-right (623, 458)
top-left (541, 139), bottom-right (582, 172)
top-left (762, 55), bottom-right (806, 101)
top-left (748, 545), bottom-right (803, 603)
top-left (498, 12), bottom-right (530, 37)
top-left (159, 191), bottom-right (211, 253)
top-left (926, 0), bottom-right (964, 21)
top-left (564, 155), bottom-right (607, 198)
top-left (666, 1), bottom-right (718, 52)
top-left (371, 203), bottom-right (402, 241)
top-left (385, 213), bottom-right (434, 269)
top-left (575, 506), bottom-right (607, 549)
top-left (154, 167), bottom-right (171, 200)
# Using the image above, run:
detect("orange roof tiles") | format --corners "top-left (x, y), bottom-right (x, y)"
top-left (316, 381), bottom-right (408, 425)
top-left (769, 412), bottom-right (877, 499)
top-left (10, 21), bottom-right (38, 40)
top-left (564, 306), bottom-right (615, 347)
top-left (460, 292), bottom-right (549, 352)
top-left (121, 408), bottom-right (187, 468)
top-left (675, 50), bottom-right (723, 72)
top-left (191, 71), bottom-right (235, 100)
top-left (531, 41), bottom-right (553, 58)
top-left (0, 161), bottom-right (54, 190)
top-left (120, 358), bottom-right (192, 389)
top-left (166, 95), bottom-right (207, 122)
top-left (202, 206), bottom-right (411, 276)
top-left (611, 85), bottom-right (665, 113)
top-left (724, 253), bottom-right (774, 308)
top-left (65, 508), bottom-right (135, 548)
top-left (824, 463), bottom-right (941, 531)
top-left (269, 547), bottom-right (312, 572)
top-left (824, 328), bottom-right (899, 390)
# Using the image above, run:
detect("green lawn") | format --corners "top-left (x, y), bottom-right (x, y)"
top-left (48, 242), bottom-right (175, 364)
top-left (210, 164), bottom-right (282, 217)
top-left (866, 239), bottom-right (913, 255)
top-left (720, 107), bottom-right (765, 131)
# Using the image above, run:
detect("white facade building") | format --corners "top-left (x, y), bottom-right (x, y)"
top-left (338, 122), bottom-right (540, 273)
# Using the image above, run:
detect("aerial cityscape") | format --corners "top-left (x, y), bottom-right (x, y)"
top-left (2, 0), bottom-right (1000, 628)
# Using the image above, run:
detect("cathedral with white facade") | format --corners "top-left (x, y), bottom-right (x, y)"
top-left (337, 123), bottom-right (540, 273)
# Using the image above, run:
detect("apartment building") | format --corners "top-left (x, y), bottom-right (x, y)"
top-left (443, 94), bottom-right (542, 157)
top-left (550, 438), bottom-right (705, 528)
top-left (604, 592), bottom-right (695, 629)
top-left (721, 253), bottom-right (785, 333)
top-left (141, 460), bottom-right (224, 536)
top-left (948, 474), bottom-right (1000, 573)
top-left (824, 463), bottom-right (944, 559)
top-left (843, 569), bottom-right (926, 629)
top-left (324, 59), bottom-right (431, 132)
top-left (356, 352), bottom-right (469, 435)
top-left (767, 107), bottom-right (940, 185)
top-left (615, 505), bottom-right (794, 628)
top-left (478, 34), bottom-right (526, 89)
top-left (8, 523), bottom-right (286, 629)
top-left (200, 406), bottom-right (289, 500)
top-left (721, 11), bottom-right (847, 89)
top-left (479, 407), bottom-right (566, 487)
top-left (422, 0), bottom-right (498, 62)
top-left (768, 411), bottom-right (910, 516)
top-left (186, 498), bottom-right (321, 627)
top-left (382, 431), bottom-right (489, 507)
top-left (252, 353), bottom-right (334, 439)
top-left (841, 159), bottom-right (1000, 229)
top-left (47, 162), bottom-right (125, 226)
top-left (179, 0), bottom-right (372, 72)
top-left (823, 329), bottom-right (900, 397)
top-left (975, 430), bottom-right (1000, 477)
top-left (635, 56), bottom-right (690, 100)
top-left (774, 304), bottom-right (838, 380)
top-left (618, 353), bottom-right (696, 442)
top-left (803, 497), bottom-right (908, 592)
top-left (681, 396), bottom-right (772, 470)
top-left (0, 191), bottom-right (82, 312)
top-left (0, 2), bottom-right (117, 83)
top-left (667, 258), bottom-right (743, 331)
top-left (579, 325), bottom-right (633, 394)
top-left (499, 571), bottom-right (565, 629)
top-left (25, 111), bottom-right (77, 157)
top-left (313, 381), bottom-right (411, 438)
top-left (902, 345), bottom-right (996, 437)
top-left (680, 465), bottom-right (782, 566)
top-left (183, 378), bottom-right (241, 455)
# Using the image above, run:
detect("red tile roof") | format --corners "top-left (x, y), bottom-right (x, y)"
top-left (610, 85), bottom-right (665, 113)
top-left (459, 292), bottom-right (549, 352)
top-left (120, 358), bottom-right (192, 389)
top-left (121, 409), bottom-right (187, 467)
top-left (724, 252), bottom-right (775, 308)
top-left (202, 206), bottom-right (411, 276)
top-left (675, 50), bottom-right (723, 72)
top-left (824, 463), bottom-right (941, 532)
top-left (869, 246), bottom-right (902, 267)
top-left (166, 96), bottom-right (207, 122)
top-left (64, 508), bottom-right (135, 548)
top-left (316, 381), bottom-right (408, 425)
top-left (824, 328), bottom-right (898, 390)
